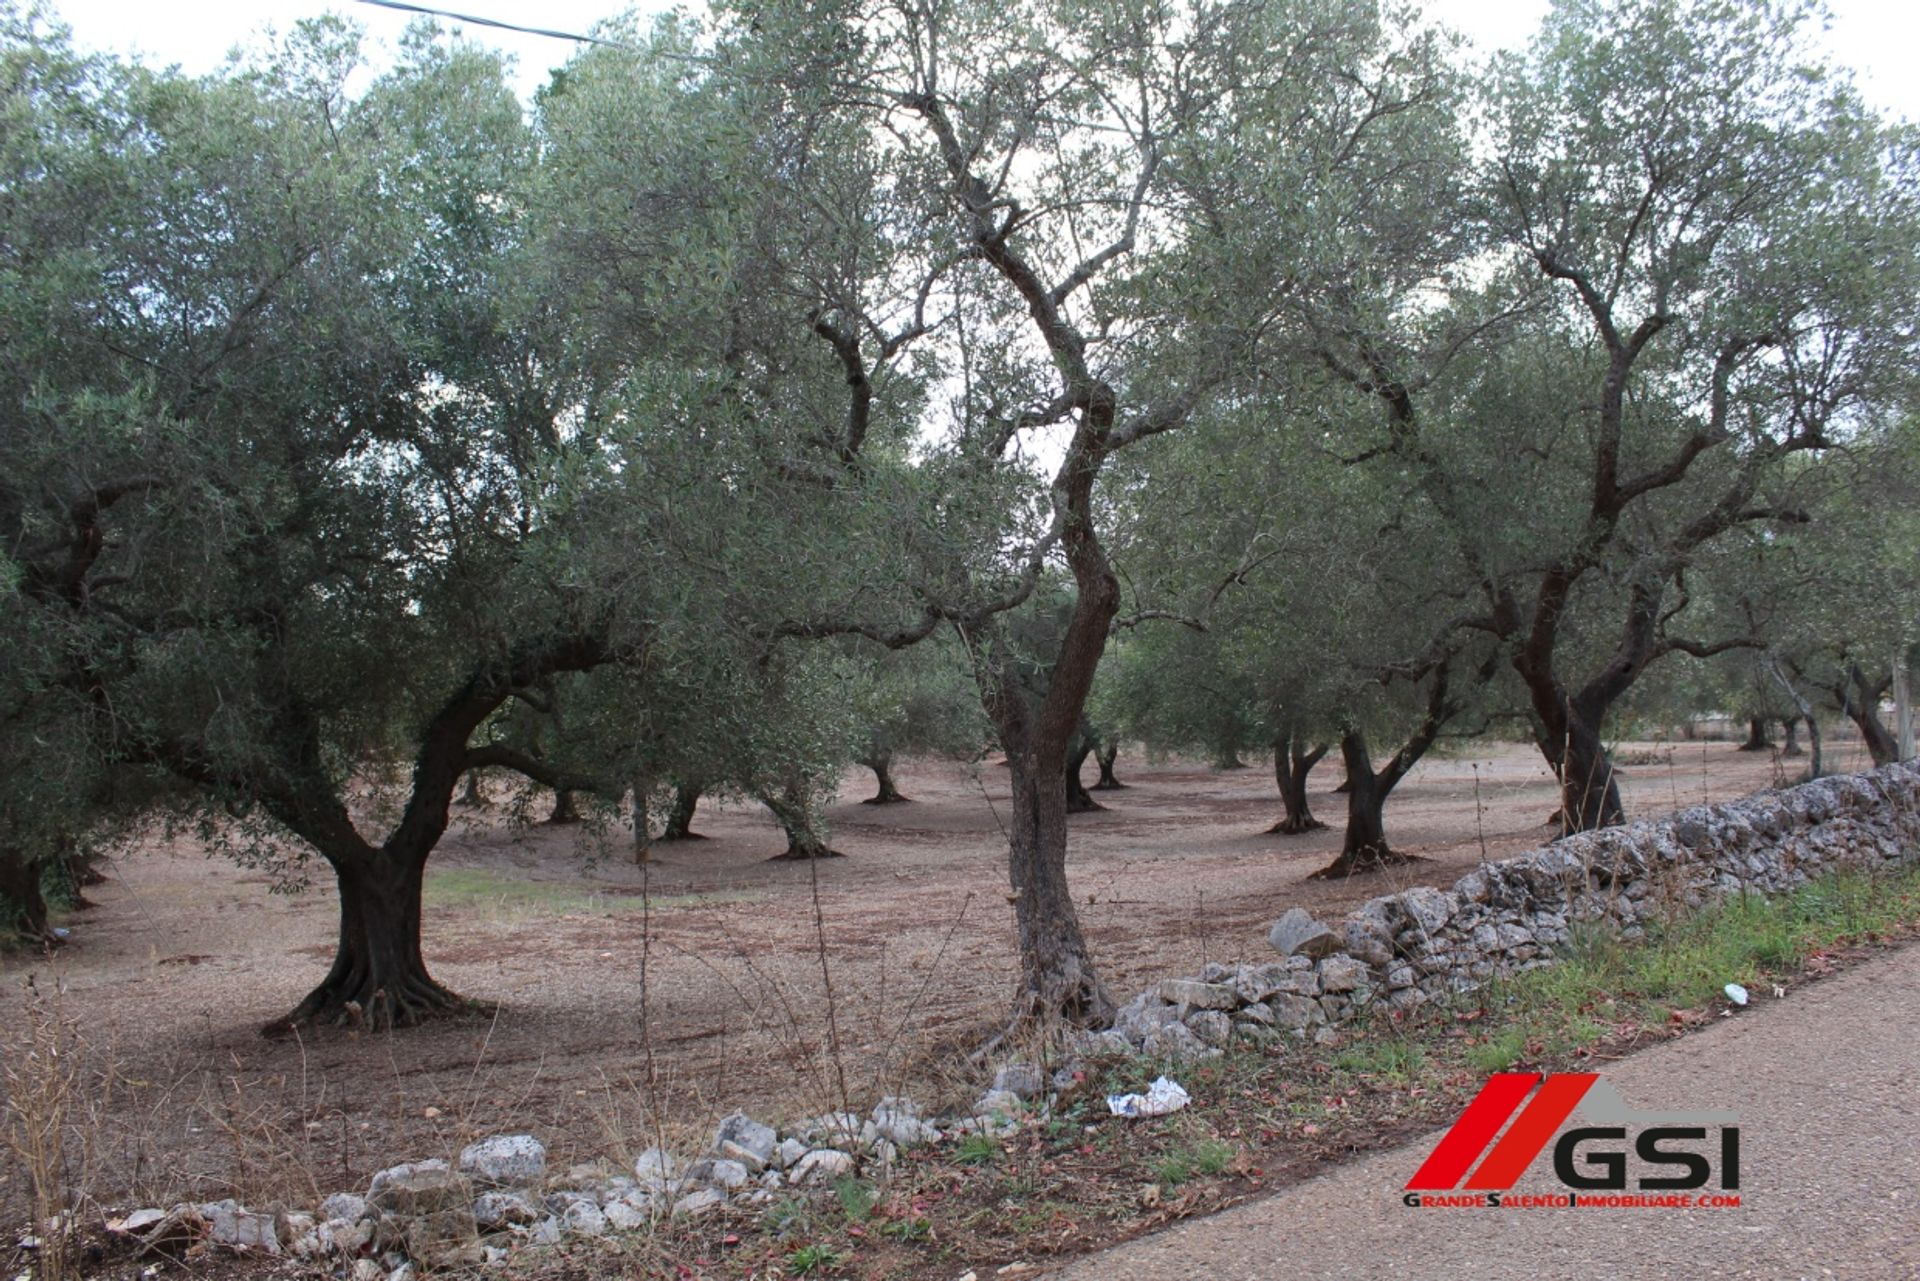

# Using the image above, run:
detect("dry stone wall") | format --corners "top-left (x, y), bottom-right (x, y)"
top-left (1092, 762), bottom-right (1920, 1058)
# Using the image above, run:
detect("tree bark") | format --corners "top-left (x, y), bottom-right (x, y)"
top-left (1312, 730), bottom-right (1421, 878)
top-left (545, 788), bottom-right (582, 825)
top-left (1836, 664), bottom-right (1898, 766)
top-left (1090, 739), bottom-right (1126, 790)
top-left (0, 852), bottom-right (54, 946)
top-left (1555, 711), bottom-right (1626, 833)
top-left (1211, 746), bottom-right (1248, 770)
top-left (458, 769), bottom-right (489, 807)
top-left (268, 850), bottom-right (460, 1034)
top-left (1266, 735), bottom-right (1328, 834)
top-left (658, 784), bottom-right (705, 841)
top-left (1064, 734), bottom-right (1105, 813)
top-left (632, 773), bottom-right (652, 864)
top-left (993, 715), bottom-right (1114, 1032)
top-left (764, 785), bottom-right (843, 861)
top-left (1737, 716), bottom-right (1773, 751)
top-left (860, 753), bottom-right (909, 804)
top-left (1780, 716), bottom-right (1804, 757)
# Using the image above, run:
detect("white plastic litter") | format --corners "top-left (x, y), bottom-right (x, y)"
top-left (1106, 1076), bottom-right (1191, 1118)
top-left (1723, 982), bottom-right (1750, 1006)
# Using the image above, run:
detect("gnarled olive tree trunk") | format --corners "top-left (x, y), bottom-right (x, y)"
top-left (860, 752), bottom-right (909, 804)
top-left (763, 782), bottom-right (843, 861)
top-left (658, 783), bottom-right (704, 841)
top-left (1266, 734), bottom-right (1327, 834)
top-left (1090, 739), bottom-right (1126, 790)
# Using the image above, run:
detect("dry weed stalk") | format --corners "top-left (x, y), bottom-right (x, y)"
top-left (2, 978), bottom-right (111, 1281)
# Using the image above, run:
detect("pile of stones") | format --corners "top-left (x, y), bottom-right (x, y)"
top-left (104, 1079), bottom-right (1048, 1275)
top-left (1085, 761), bottom-right (1920, 1059)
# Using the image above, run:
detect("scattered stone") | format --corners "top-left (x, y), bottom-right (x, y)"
top-left (351, 1259), bottom-right (386, 1281)
top-left (974, 1088), bottom-right (1025, 1119)
top-left (992, 1062), bottom-right (1046, 1100)
top-left (632, 1147), bottom-right (678, 1191)
top-left (369, 1161), bottom-right (471, 1216)
top-left (604, 1199), bottom-right (651, 1231)
top-left (687, 1158), bottom-right (750, 1191)
top-left (788, 1149), bottom-right (856, 1186)
top-left (873, 1097), bottom-right (941, 1147)
top-left (459, 1135), bottom-right (546, 1187)
top-left (472, 1191), bottom-right (539, 1231)
top-left (200, 1200), bottom-right (280, 1255)
top-left (1268, 908), bottom-right (1342, 959)
top-left (560, 1201), bottom-right (607, 1237)
top-left (714, 1112), bottom-right (779, 1170)
top-left (775, 1137), bottom-right (809, 1170)
top-left (672, 1188), bottom-right (726, 1217)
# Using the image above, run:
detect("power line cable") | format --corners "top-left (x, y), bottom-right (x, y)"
top-left (351, 0), bottom-right (632, 48)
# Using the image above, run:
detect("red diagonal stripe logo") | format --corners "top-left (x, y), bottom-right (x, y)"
top-left (1404, 1073), bottom-right (1539, 1190)
top-left (1464, 1072), bottom-right (1598, 1190)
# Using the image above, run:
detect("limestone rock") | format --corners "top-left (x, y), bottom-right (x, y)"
top-left (458, 1135), bottom-right (546, 1187)
top-left (1157, 978), bottom-right (1239, 1009)
top-left (993, 1062), bottom-right (1046, 1100)
top-left (369, 1161), bottom-right (471, 1216)
top-left (1268, 908), bottom-right (1341, 959)
top-left (1318, 955), bottom-right (1369, 994)
top-left (788, 1149), bottom-right (856, 1186)
top-left (713, 1112), bottom-right (778, 1170)
top-left (672, 1188), bottom-right (726, 1217)
top-left (472, 1191), bottom-right (540, 1231)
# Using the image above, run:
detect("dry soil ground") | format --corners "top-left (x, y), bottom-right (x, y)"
top-left (0, 733), bottom-right (1860, 1215)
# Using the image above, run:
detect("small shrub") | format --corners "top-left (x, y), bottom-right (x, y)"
top-left (787, 1243), bottom-right (847, 1275)
top-left (952, 1133), bottom-right (1002, 1165)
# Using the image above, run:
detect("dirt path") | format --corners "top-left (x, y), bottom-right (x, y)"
top-left (0, 737), bottom-right (1826, 1212)
top-left (1049, 938), bottom-right (1920, 1281)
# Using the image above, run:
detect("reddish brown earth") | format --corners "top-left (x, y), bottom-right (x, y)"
top-left (0, 734), bottom-right (1843, 1214)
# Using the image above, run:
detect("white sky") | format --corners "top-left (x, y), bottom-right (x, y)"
top-left (39, 0), bottom-right (1920, 122)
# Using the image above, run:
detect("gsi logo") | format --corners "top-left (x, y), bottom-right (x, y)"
top-left (1404, 1073), bottom-right (1740, 1200)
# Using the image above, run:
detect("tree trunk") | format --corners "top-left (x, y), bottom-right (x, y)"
top-left (545, 788), bottom-right (581, 825)
top-left (1780, 717), bottom-right (1804, 757)
top-left (632, 774), bottom-right (652, 864)
top-left (1266, 736), bottom-right (1327, 834)
top-left (1064, 736), bottom-right (1104, 813)
top-left (1001, 738), bottom-right (1114, 1030)
top-left (861, 753), bottom-right (909, 804)
top-left (458, 769), bottom-right (489, 808)
top-left (0, 852), bottom-right (54, 946)
top-left (268, 852), bottom-right (460, 1034)
top-left (764, 786), bottom-right (843, 861)
top-left (1211, 746), bottom-right (1248, 770)
top-left (1556, 714), bottom-right (1626, 833)
top-left (658, 784), bottom-right (705, 841)
top-left (1312, 730), bottom-right (1419, 878)
top-left (1738, 716), bottom-right (1773, 752)
top-left (1838, 664), bottom-right (1899, 766)
top-left (1090, 739), bottom-right (1126, 790)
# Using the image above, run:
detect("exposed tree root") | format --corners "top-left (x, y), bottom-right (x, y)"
top-left (767, 844), bottom-right (847, 861)
top-left (264, 971), bottom-right (471, 1038)
top-left (1266, 815), bottom-right (1328, 835)
top-left (1308, 846), bottom-right (1427, 879)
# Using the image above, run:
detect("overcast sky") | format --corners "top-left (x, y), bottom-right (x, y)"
top-left (39, 0), bottom-right (1920, 122)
